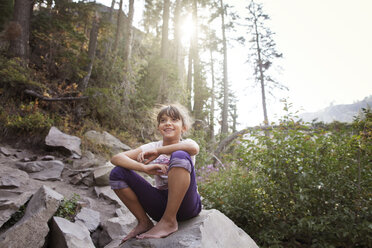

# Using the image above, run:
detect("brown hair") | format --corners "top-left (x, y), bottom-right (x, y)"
top-left (156, 104), bottom-right (193, 133)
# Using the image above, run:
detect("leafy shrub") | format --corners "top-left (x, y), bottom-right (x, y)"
top-left (55, 194), bottom-right (81, 222)
top-left (1, 101), bottom-right (53, 134)
top-left (199, 107), bottom-right (371, 247)
top-left (0, 56), bottom-right (45, 94)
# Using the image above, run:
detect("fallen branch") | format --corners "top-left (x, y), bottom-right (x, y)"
top-left (24, 89), bottom-right (89, 101)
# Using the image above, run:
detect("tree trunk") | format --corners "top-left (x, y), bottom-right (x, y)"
top-left (123, 0), bottom-right (134, 67)
top-left (254, 18), bottom-right (269, 125)
top-left (186, 45), bottom-right (193, 111)
top-left (102, 0), bottom-right (116, 58)
top-left (157, 0), bottom-right (170, 103)
top-left (220, 0), bottom-right (229, 134)
top-left (112, 0), bottom-right (123, 54)
top-left (8, 0), bottom-right (34, 62)
top-left (174, 0), bottom-right (184, 82)
top-left (121, 0), bottom-right (135, 111)
top-left (191, 0), bottom-right (203, 120)
top-left (209, 47), bottom-right (216, 144)
top-left (81, 14), bottom-right (99, 90)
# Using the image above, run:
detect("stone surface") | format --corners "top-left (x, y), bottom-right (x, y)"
top-left (0, 166), bottom-right (29, 189)
top-left (74, 207), bottom-right (101, 232)
top-left (120, 209), bottom-right (259, 248)
top-left (46, 126), bottom-right (82, 158)
top-left (50, 216), bottom-right (95, 248)
top-left (93, 162), bottom-right (115, 186)
top-left (0, 167), bottom-right (32, 227)
top-left (103, 213), bottom-right (136, 240)
top-left (15, 160), bottom-right (65, 181)
top-left (0, 185), bottom-right (64, 248)
top-left (0, 147), bottom-right (12, 156)
top-left (94, 186), bottom-right (123, 206)
top-left (84, 130), bottom-right (131, 155)
top-left (41, 155), bottom-right (55, 161)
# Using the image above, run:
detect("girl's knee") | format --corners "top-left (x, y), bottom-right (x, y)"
top-left (169, 151), bottom-right (193, 173)
top-left (109, 166), bottom-right (128, 180)
top-left (170, 150), bottom-right (191, 160)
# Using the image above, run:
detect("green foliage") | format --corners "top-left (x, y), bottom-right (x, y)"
top-left (55, 194), bottom-right (81, 222)
top-left (199, 106), bottom-right (371, 247)
top-left (0, 56), bottom-right (46, 94)
top-left (0, 101), bottom-right (53, 135)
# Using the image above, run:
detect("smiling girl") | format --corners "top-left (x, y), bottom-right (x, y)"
top-left (109, 104), bottom-right (202, 242)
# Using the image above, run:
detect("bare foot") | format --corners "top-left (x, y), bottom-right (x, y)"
top-left (136, 219), bottom-right (178, 239)
top-left (120, 220), bottom-right (154, 244)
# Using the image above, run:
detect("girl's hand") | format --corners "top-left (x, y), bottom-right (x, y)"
top-left (137, 149), bottom-right (159, 164)
top-left (143, 163), bottom-right (168, 175)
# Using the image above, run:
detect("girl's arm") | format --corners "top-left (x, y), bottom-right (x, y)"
top-left (158, 140), bottom-right (199, 156)
top-left (138, 140), bottom-right (199, 164)
top-left (111, 148), bottom-right (167, 175)
top-left (111, 148), bottom-right (146, 172)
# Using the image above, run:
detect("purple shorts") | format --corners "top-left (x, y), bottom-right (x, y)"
top-left (109, 150), bottom-right (202, 221)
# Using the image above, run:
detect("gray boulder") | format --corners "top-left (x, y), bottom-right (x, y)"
top-left (0, 166), bottom-right (29, 189)
top-left (103, 213), bottom-right (136, 240)
top-left (94, 186), bottom-right (124, 207)
top-left (93, 161), bottom-right (115, 186)
top-left (0, 167), bottom-right (32, 227)
top-left (15, 160), bottom-right (65, 181)
top-left (84, 130), bottom-right (131, 155)
top-left (0, 147), bottom-right (12, 156)
top-left (74, 207), bottom-right (101, 232)
top-left (0, 185), bottom-right (64, 248)
top-left (119, 209), bottom-right (259, 248)
top-left (46, 126), bottom-right (82, 158)
top-left (49, 216), bottom-right (95, 248)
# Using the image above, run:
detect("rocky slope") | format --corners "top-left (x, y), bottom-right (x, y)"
top-left (0, 127), bottom-right (258, 248)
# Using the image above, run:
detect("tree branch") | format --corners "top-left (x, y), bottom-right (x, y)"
top-left (24, 89), bottom-right (88, 101)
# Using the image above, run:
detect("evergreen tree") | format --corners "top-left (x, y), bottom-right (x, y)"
top-left (243, 0), bottom-right (286, 124)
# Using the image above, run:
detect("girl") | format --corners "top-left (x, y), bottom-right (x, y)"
top-left (109, 104), bottom-right (202, 242)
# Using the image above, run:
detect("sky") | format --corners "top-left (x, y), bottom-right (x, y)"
top-left (96, 0), bottom-right (372, 127)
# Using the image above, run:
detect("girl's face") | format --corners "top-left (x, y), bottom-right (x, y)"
top-left (158, 114), bottom-right (186, 141)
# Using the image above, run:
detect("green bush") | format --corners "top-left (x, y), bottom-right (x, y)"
top-left (199, 107), bottom-right (371, 247)
top-left (1, 102), bottom-right (53, 134)
top-left (0, 56), bottom-right (45, 94)
top-left (55, 194), bottom-right (81, 222)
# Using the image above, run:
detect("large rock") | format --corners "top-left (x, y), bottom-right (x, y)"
top-left (84, 130), bottom-right (131, 155)
top-left (15, 160), bottom-right (65, 181)
top-left (94, 186), bottom-right (124, 207)
top-left (0, 166), bottom-right (29, 189)
top-left (46, 126), bottom-right (82, 158)
top-left (0, 167), bottom-right (32, 227)
top-left (74, 207), bottom-right (101, 232)
top-left (49, 216), bottom-right (95, 248)
top-left (93, 162), bottom-right (115, 186)
top-left (102, 213), bottom-right (136, 240)
top-left (0, 185), bottom-right (64, 248)
top-left (119, 209), bottom-right (259, 248)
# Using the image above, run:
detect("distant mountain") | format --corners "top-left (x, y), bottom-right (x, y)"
top-left (299, 95), bottom-right (372, 123)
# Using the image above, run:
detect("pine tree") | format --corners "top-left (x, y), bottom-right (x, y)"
top-left (244, 0), bottom-right (286, 124)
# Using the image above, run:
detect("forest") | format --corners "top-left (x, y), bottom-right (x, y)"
top-left (0, 0), bottom-right (371, 247)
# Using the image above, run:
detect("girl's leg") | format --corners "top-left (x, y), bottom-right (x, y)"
top-left (137, 150), bottom-right (202, 239)
top-left (137, 167), bottom-right (190, 239)
top-left (109, 167), bottom-right (168, 241)
top-left (113, 188), bottom-right (154, 242)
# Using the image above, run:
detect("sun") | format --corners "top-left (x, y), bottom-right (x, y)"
top-left (180, 15), bottom-right (195, 47)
